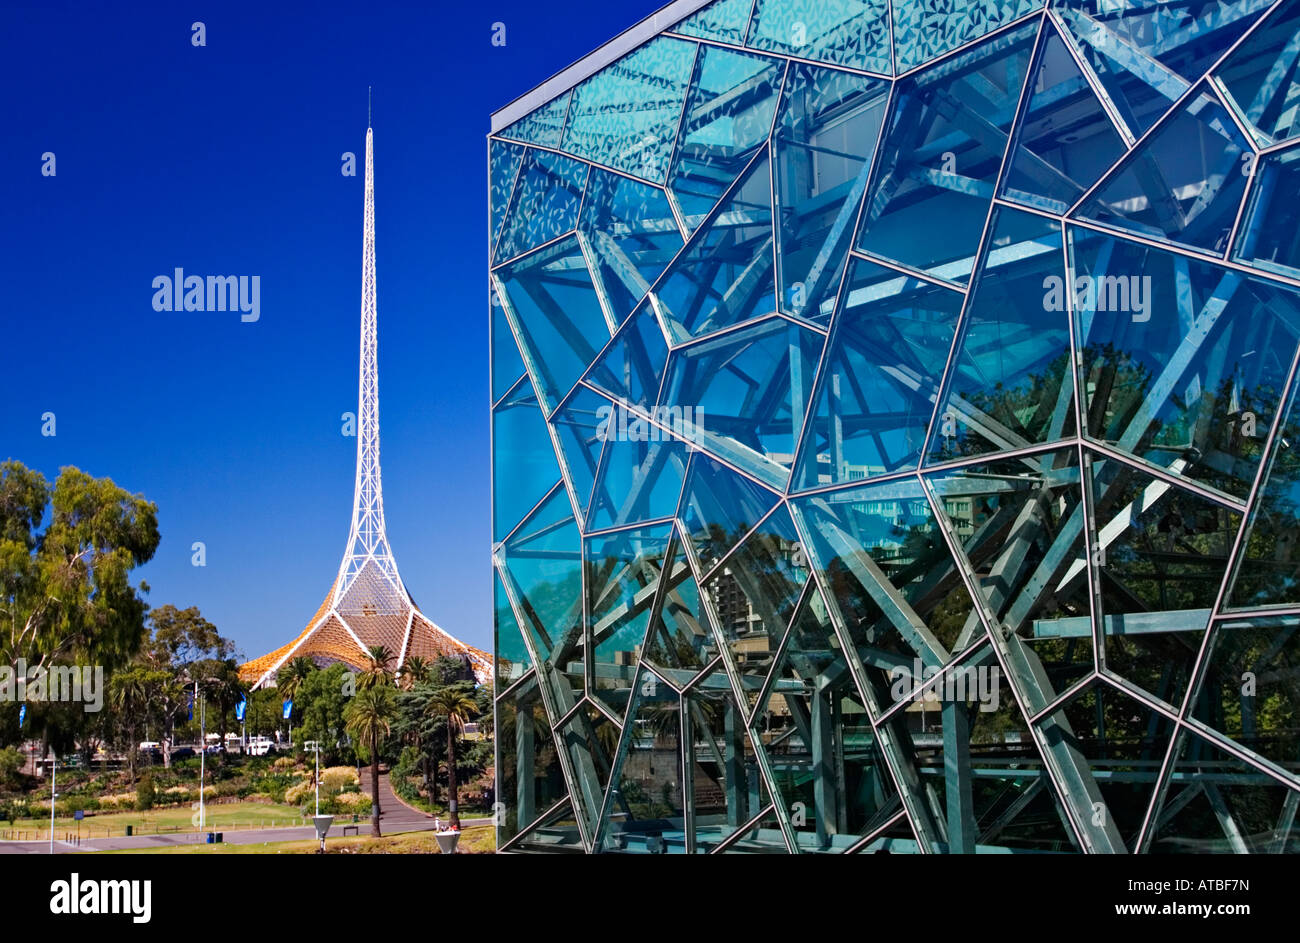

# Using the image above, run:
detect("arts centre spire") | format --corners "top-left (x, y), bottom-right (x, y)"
top-left (242, 125), bottom-right (490, 689)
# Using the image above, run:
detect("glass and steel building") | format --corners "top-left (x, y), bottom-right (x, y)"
top-left (488, 0), bottom-right (1300, 853)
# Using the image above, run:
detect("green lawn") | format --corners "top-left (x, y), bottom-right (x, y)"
top-left (1, 801), bottom-right (307, 839)
top-left (95, 826), bottom-right (496, 855)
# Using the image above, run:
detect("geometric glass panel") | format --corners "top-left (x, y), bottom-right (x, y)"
top-left (746, 0), bottom-right (892, 74)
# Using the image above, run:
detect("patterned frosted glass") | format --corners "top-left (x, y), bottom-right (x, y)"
top-left (893, 0), bottom-right (1043, 73)
top-left (746, 0), bottom-right (891, 74)
top-left (562, 36), bottom-right (698, 183)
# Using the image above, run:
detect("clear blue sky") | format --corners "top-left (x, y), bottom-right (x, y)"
top-left (0, 0), bottom-right (663, 659)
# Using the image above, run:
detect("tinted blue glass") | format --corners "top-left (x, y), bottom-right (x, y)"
top-left (588, 408), bottom-right (690, 530)
top-left (673, 0), bottom-right (753, 44)
top-left (653, 152), bottom-right (777, 342)
top-left (1232, 143), bottom-right (1300, 279)
top-left (660, 316), bottom-right (823, 490)
top-left (583, 301), bottom-right (671, 414)
top-left (496, 236), bottom-right (612, 416)
top-left (492, 381), bottom-right (561, 541)
top-left (491, 290), bottom-right (526, 403)
top-left (1073, 87), bottom-right (1250, 254)
top-left (1069, 224), bottom-right (1300, 498)
top-left (928, 207), bottom-right (1074, 462)
top-left (858, 23), bottom-right (1037, 285)
top-left (586, 525), bottom-right (673, 717)
top-left (1214, 0), bottom-right (1300, 145)
top-left (668, 46), bottom-right (785, 231)
top-left (549, 385), bottom-right (610, 525)
top-left (679, 452), bottom-right (782, 571)
top-left (773, 65), bottom-right (889, 324)
top-left (489, 139), bottom-right (525, 252)
top-left (1002, 28), bottom-right (1126, 214)
top-left (794, 257), bottom-right (964, 490)
top-left (579, 169), bottom-right (683, 326)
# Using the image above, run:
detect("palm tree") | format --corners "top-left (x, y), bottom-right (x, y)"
top-left (344, 685), bottom-right (396, 837)
top-left (357, 645), bottom-right (394, 691)
top-left (427, 687), bottom-right (478, 829)
top-left (110, 672), bottom-right (147, 786)
top-left (399, 655), bottom-right (430, 691)
top-left (276, 656), bottom-right (314, 703)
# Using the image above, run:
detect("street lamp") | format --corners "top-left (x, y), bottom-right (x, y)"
top-left (48, 756), bottom-right (57, 855)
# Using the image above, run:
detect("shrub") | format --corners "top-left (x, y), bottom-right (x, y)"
top-left (136, 775), bottom-right (155, 811)
top-left (0, 747), bottom-right (23, 787)
top-left (320, 766), bottom-right (359, 795)
top-left (284, 781), bottom-right (313, 806)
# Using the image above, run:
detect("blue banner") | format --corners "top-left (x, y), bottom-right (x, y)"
top-left (235, 696), bottom-right (247, 722)
top-left (282, 699), bottom-right (292, 719)
top-left (18, 704), bottom-right (25, 728)
top-left (186, 690), bottom-right (194, 721)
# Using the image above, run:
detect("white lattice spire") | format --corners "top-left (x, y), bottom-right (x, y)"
top-left (334, 125), bottom-right (406, 611)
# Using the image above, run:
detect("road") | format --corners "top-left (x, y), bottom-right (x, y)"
top-left (0, 773), bottom-right (490, 854)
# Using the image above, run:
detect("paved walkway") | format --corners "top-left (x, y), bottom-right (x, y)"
top-left (0, 772), bottom-right (489, 854)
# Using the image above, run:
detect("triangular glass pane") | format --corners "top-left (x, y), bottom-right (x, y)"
top-left (892, 0), bottom-right (1044, 74)
top-left (582, 301), bottom-right (670, 415)
top-left (1034, 681), bottom-right (1177, 850)
top-left (679, 453), bottom-right (782, 572)
top-left (746, 0), bottom-right (891, 74)
top-left (858, 23), bottom-right (1038, 285)
top-left (548, 385), bottom-right (610, 525)
top-left (927, 207), bottom-right (1074, 462)
top-left (793, 257), bottom-right (964, 491)
top-left (644, 532), bottom-right (719, 678)
top-left (580, 169), bottom-right (683, 325)
top-left (489, 139), bottom-right (526, 252)
top-left (1147, 727), bottom-right (1298, 852)
top-left (701, 506), bottom-right (809, 710)
top-left (673, 0), bottom-right (753, 44)
top-left (498, 90), bottom-right (571, 149)
top-left (587, 526), bottom-right (673, 720)
top-left (1052, 3), bottom-right (1191, 138)
top-left (1213, 0), bottom-right (1300, 146)
top-left (1073, 86), bottom-right (1251, 254)
top-left (496, 236), bottom-right (612, 416)
top-left (495, 680), bottom-right (568, 845)
top-left (1088, 451), bottom-right (1240, 705)
top-left (773, 65), bottom-right (889, 324)
top-left (1191, 613), bottom-right (1300, 768)
top-left (653, 153), bottom-right (777, 342)
top-left (562, 36), bottom-right (698, 184)
top-left (493, 149), bottom-right (589, 264)
top-left (660, 317), bottom-right (823, 490)
top-left (791, 476), bottom-right (979, 707)
top-left (1003, 27), bottom-right (1126, 214)
top-left (491, 289), bottom-right (526, 403)
top-left (1231, 143), bottom-right (1300, 280)
top-left (511, 797), bottom-right (586, 852)
top-left (492, 382), bottom-right (559, 542)
top-left (684, 666), bottom-right (772, 852)
top-left (556, 703), bottom-right (619, 839)
top-left (494, 567), bottom-right (532, 689)
top-left (1229, 364), bottom-right (1300, 608)
top-left (598, 670), bottom-right (685, 851)
top-left (588, 410), bottom-right (690, 530)
top-left (898, 645), bottom-right (1080, 852)
top-left (669, 46), bottom-right (785, 233)
top-left (925, 449), bottom-right (1091, 657)
top-left (1069, 224), bottom-right (1300, 500)
top-left (500, 489), bottom-right (584, 713)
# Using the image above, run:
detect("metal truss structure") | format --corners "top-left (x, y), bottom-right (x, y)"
top-left (242, 125), bottom-right (491, 689)
top-left (488, 0), bottom-right (1300, 852)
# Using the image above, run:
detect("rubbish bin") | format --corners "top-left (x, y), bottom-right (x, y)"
top-left (215, 833), bottom-right (223, 843)
top-left (125, 825), bottom-right (133, 837)
top-left (205, 832), bottom-right (215, 844)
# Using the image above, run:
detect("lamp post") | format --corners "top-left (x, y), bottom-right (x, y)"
top-left (48, 756), bottom-right (57, 855)
top-left (196, 680), bottom-right (206, 832)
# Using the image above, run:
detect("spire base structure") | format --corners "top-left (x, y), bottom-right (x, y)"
top-left (241, 127), bottom-right (490, 689)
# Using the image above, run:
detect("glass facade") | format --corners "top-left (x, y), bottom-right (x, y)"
top-left (490, 0), bottom-right (1300, 853)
